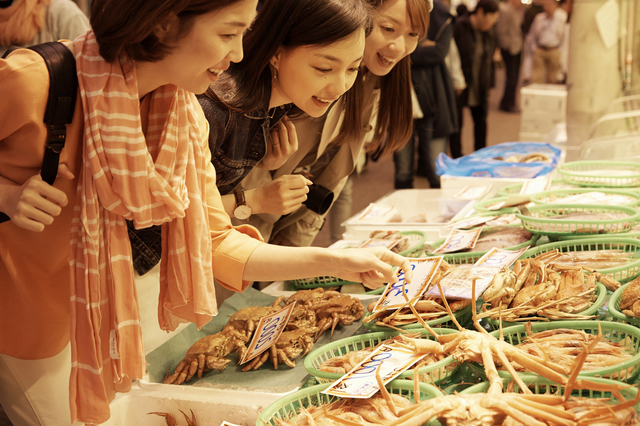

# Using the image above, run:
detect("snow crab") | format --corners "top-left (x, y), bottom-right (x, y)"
top-left (621, 276), bottom-right (640, 318)
top-left (149, 410), bottom-right (196, 426)
top-left (311, 293), bottom-right (365, 340)
top-left (242, 327), bottom-right (318, 371)
top-left (163, 328), bottom-right (249, 384)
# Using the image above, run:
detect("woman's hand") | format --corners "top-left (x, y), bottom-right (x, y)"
top-left (331, 247), bottom-right (413, 290)
top-left (257, 116), bottom-right (298, 171)
top-left (249, 174), bottom-right (311, 215)
top-left (1, 165), bottom-right (74, 232)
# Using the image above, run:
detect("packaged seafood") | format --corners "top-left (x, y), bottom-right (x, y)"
top-left (533, 189), bottom-right (639, 206)
top-left (550, 249), bottom-right (638, 270)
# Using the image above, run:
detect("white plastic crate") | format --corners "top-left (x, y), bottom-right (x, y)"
top-left (341, 189), bottom-right (480, 241)
top-left (520, 84), bottom-right (567, 142)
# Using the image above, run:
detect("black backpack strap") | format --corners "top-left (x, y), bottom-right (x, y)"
top-left (0, 42), bottom-right (77, 224)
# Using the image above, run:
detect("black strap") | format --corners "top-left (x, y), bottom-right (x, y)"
top-left (0, 42), bottom-right (77, 223)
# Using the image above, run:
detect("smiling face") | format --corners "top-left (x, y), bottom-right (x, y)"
top-left (362, 0), bottom-right (420, 76)
top-left (270, 29), bottom-right (366, 117)
top-left (156, 0), bottom-right (258, 94)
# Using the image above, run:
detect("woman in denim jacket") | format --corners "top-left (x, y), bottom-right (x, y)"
top-left (198, 0), bottom-right (373, 220)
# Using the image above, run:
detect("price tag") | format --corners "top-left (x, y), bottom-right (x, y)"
top-left (221, 422), bottom-right (241, 426)
top-left (357, 203), bottom-right (397, 222)
top-left (474, 246), bottom-right (529, 268)
top-left (359, 238), bottom-right (400, 250)
top-left (372, 257), bottom-right (443, 313)
top-left (424, 265), bottom-right (501, 300)
top-left (454, 185), bottom-right (492, 200)
top-left (432, 227), bottom-right (483, 254)
top-left (239, 303), bottom-right (296, 365)
top-left (322, 345), bottom-right (427, 398)
top-left (445, 214), bottom-right (498, 230)
top-left (519, 176), bottom-right (552, 195)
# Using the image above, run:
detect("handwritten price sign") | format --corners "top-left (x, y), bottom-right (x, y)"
top-left (432, 227), bottom-right (483, 254)
top-left (475, 246), bottom-right (529, 268)
top-left (239, 303), bottom-right (296, 365)
top-left (322, 345), bottom-right (426, 398)
top-left (372, 257), bottom-right (443, 313)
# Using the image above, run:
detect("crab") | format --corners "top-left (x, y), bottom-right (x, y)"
top-left (163, 328), bottom-right (249, 384)
top-left (481, 266), bottom-right (518, 308)
top-left (621, 275), bottom-right (640, 318)
top-left (241, 327), bottom-right (318, 371)
top-left (285, 303), bottom-right (317, 331)
top-left (310, 293), bottom-right (364, 340)
top-left (224, 300), bottom-right (285, 338)
top-left (148, 410), bottom-right (196, 426)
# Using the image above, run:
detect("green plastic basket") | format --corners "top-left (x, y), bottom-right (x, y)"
top-left (559, 160), bottom-right (640, 188)
top-left (481, 321), bottom-right (640, 382)
top-left (609, 282), bottom-right (640, 327)
top-left (554, 230), bottom-right (640, 241)
top-left (483, 282), bottom-right (606, 329)
top-left (516, 204), bottom-right (640, 236)
top-left (257, 379), bottom-right (443, 426)
top-left (497, 179), bottom-right (578, 197)
top-left (472, 196), bottom-right (521, 214)
top-left (530, 188), bottom-right (640, 207)
top-left (428, 225), bottom-right (540, 259)
top-left (290, 231), bottom-right (428, 292)
top-left (362, 300), bottom-right (474, 332)
top-left (304, 328), bottom-right (460, 385)
top-left (522, 238), bottom-right (640, 284)
top-left (459, 376), bottom-right (639, 411)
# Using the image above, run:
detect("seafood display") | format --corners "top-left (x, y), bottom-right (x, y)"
top-left (362, 260), bottom-right (472, 328)
top-left (367, 230), bottom-right (414, 253)
top-left (539, 191), bottom-right (638, 206)
top-left (164, 289), bottom-right (364, 384)
top-left (550, 249), bottom-right (638, 270)
top-left (493, 152), bottom-right (552, 163)
top-left (499, 326), bottom-right (635, 377)
top-left (479, 250), bottom-right (620, 322)
top-left (546, 211), bottom-right (634, 233)
top-left (620, 276), bottom-right (640, 318)
top-left (149, 410), bottom-right (197, 426)
top-left (317, 334), bottom-right (447, 375)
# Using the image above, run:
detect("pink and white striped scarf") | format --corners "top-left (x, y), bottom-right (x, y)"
top-left (69, 31), bottom-right (216, 424)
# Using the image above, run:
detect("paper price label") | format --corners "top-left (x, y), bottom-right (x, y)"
top-left (322, 345), bottom-right (427, 398)
top-left (239, 303), bottom-right (295, 365)
top-left (454, 185), bottom-right (492, 200)
top-left (432, 227), bottom-right (483, 254)
top-left (359, 238), bottom-right (400, 250)
top-left (372, 257), bottom-right (443, 313)
top-left (357, 203), bottom-right (396, 222)
top-left (445, 215), bottom-right (498, 230)
top-left (520, 176), bottom-right (552, 195)
top-left (425, 265), bottom-right (501, 300)
top-left (474, 246), bottom-right (529, 268)
top-left (221, 422), bottom-right (241, 426)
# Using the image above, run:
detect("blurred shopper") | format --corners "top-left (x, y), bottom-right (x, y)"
top-left (0, 0), bottom-right (89, 57)
top-left (450, 0), bottom-right (499, 154)
top-left (394, 0), bottom-right (456, 189)
top-left (495, 0), bottom-right (523, 112)
top-left (527, 0), bottom-right (567, 84)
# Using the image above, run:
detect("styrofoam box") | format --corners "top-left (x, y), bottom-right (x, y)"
top-left (441, 174), bottom-right (551, 193)
top-left (341, 189), bottom-right (483, 241)
top-left (100, 379), bottom-right (291, 426)
top-left (520, 84), bottom-right (567, 114)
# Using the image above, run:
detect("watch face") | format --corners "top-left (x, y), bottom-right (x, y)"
top-left (234, 204), bottom-right (252, 220)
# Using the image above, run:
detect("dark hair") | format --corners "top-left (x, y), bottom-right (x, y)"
top-left (333, 0), bottom-right (430, 158)
top-left (456, 4), bottom-right (469, 17)
top-left (91, 0), bottom-right (242, 63)
top-left (473, 0), bottom-right (499, 15)
top-left (205, 0), bottom-right (373, 112)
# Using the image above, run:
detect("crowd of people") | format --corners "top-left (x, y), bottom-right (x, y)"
top-left (393, 0), bottom-right (571, 190)
top-left (0, 0), bottom-right (573, 425)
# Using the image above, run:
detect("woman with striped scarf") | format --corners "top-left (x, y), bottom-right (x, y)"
top-left (0, 0), bottom-right (411, 424)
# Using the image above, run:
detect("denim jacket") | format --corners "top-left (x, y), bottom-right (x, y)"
top-left (197, 94), bottom-right (292, 195)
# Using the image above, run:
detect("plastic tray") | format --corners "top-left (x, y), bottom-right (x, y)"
top-left (427, 226), bottom-right (540, 259)
top-left (516, 204), bottom-right (640, 236)
top-left (609, 282), bottom-right (640, 327)
top-left (472, 196), bottom-right (521, 214)
top-left (497, 179), bottom-right (577, 197)
top-left (257, 379), bottom-right (443, 426)
top-left (304, 328), bottom-right (460, 385)
top-left (558, 160), bottom-right (640, 187)
top-left (362, 301), bottom-right (474, 332)
top-left (483, 282), bottom-right (606, 329)
top-left (481, 321), bottom-right (640, 382)
top-left (290, 231), bottom-right (427, 292)
top-left (521, 237), bottom-right (640, 284)
top-left (459, 376), bottom-right (639, 411)
top-left (530, 188), bottom-right (640, 207)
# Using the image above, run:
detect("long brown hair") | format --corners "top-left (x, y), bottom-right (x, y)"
top-left (333, 0), bottom-right (430, 158)
top-left (91, 0), bottom-right (242, 63)
top-left (204, 0), bottom-right (373, 113)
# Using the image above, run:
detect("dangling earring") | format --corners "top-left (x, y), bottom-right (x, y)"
top-left (271, 65), bottom-right (278, 88)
